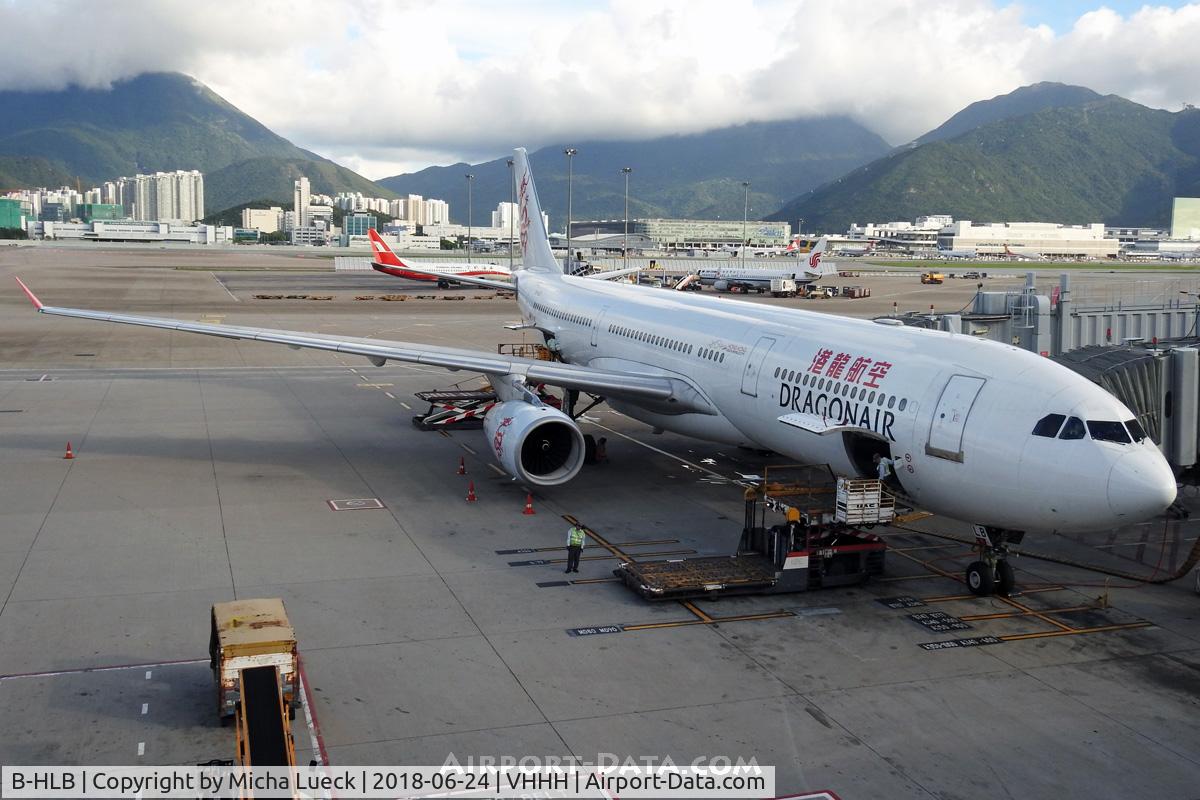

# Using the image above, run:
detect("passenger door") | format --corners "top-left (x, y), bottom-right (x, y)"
top-left (591, 306), bottom-right (609, 347)
top-left (926, 375), bottom-right (986, 462)
top-left (740, 336), bottom-right (777, 397)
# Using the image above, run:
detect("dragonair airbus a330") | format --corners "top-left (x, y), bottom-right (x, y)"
top-left (15, 147), bottom-right (1176, 596)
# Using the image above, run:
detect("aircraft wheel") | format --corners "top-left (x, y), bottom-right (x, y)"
top-left (995, 560), bottom-right (1016, 596)
top-left (966, 561), bottom-right (994, 596)
top-left (438, 280), bottom-right (450, 289)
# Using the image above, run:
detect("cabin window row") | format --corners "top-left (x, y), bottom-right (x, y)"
top-left (607, 323), bottom-right (708, 358)
top-left (773, 365), bottom-right (907, 411)
top-left (1031, 413), bottom-right (1147, 444)
top-left (534, 301), bottom-right (591, 328)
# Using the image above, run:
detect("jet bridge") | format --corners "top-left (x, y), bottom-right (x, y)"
top-left (884, 273), bottom-right (1200, 471)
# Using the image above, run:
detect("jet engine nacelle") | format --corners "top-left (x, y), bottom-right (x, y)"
top-left (713, 279), bottom-right (730, 291)
top-left (483, 401), bottom-right (587, 486)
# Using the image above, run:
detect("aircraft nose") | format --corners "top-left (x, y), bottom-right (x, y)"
top-left (1106, 450), bottom-right (1177, 521)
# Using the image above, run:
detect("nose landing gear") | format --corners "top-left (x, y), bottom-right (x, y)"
top-left (966, 526), bottom-right (1024, 596)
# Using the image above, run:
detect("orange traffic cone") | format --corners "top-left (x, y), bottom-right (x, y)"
top-left (457, 456), bottom-right (466, 475)
top-left (466, 481), bottom-right (477, 502)
top-left (522, 493), bottom-right (536, 515)
top-left (63, 442), bottom-right (74, 460)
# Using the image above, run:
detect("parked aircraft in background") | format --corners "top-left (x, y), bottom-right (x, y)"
top-left (937, 246), bottom-right (978, 259)
top-left (837, 240), bottom-right (876, 257)
top-left (696, 238), bottom-right (836, 292)
top-left (15, 148), bottom-right (1176, 597)
top-left (367, 230), bottom-right (512, 288)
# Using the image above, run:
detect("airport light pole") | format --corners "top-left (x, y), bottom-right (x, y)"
top-left (621, 166), bottom-right (632, 272)
top-left (507, 158), bottom-right (515, 270)
top-left (465, 173), bottom-right (474, 264)
top-left (741, 181), bottom-right (751, 267)
top-left (564, 147), bottom-right (577, 271)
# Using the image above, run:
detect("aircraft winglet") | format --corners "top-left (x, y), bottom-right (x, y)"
top-left (14, 277), bottom-right (44, 311)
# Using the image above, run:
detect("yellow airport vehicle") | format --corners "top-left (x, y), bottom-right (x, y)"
top-left (210, 599), bottom-right (299, 766)
top-left (921, 272), bottom-right (945, 284)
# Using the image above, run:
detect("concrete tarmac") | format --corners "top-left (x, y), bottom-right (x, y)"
top-left (1, 245), bottom-right (1199, 797)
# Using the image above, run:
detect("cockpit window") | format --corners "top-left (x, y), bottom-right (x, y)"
top-left (1087, 420), bottom-right (1132, 444)
top-left (1125, 419), bottom-right (1148, 443)
top-left (1032, 413), bottom-right (1066, 438)
top-left (1059, 416), bottom-right (1086, 440)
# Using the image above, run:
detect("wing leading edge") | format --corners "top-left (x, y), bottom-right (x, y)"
top-left (13, 278), bottom-right (714, 414)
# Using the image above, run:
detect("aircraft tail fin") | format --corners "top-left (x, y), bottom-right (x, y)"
top-left (368, 228), bottom-right (406, 267)
top-left (512, 148), bottom-right (560, 273)
top-left (804, 237), bottom-right (835, 276)
top-left (785, 234), bottom-right (802, 253)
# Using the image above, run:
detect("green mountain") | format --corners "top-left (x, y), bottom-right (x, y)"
top-left (204, 156), bottom-right (394, 217)
top-left (0, 155), bottom-right (76, 191)
top-left (914, 82), bottom-right (1102, 145)
top-left (771, 92), bottom-right (1200, 232)
top-left (377, 118), bottom-right (891, 227)
top-left (0, 72), bottom-right (393, 210)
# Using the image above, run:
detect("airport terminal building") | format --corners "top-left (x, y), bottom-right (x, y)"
top-left (572, 218), bottom-right (792, 249)
top-left (28, 220), bottom-right (236, 244)
top-left (936, 220), bottom-right (1118, 258)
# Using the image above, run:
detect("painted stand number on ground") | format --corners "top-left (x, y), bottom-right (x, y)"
top-left (876, 595), bottom-right (926, 609)
top-left (567, 625), bottom-right (623, 637)
top-left (909, 611), bottom-right (972, 632)
top-left (919, 636), bottom-right (1004, 651)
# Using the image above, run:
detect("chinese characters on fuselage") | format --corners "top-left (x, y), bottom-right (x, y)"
top-left (777, 348), bottom-right (898, 441)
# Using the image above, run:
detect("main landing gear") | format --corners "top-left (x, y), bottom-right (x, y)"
top-left (966, 526), bottom-right (1024, 596)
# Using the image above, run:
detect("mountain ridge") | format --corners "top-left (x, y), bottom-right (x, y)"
top-left (0, 72), bottom-right (394, 209)
top-left (377, 118), bottom-right (892, 227)
top-left (770, 90), bottom-right (1200, 231)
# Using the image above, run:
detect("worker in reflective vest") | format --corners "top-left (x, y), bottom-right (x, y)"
top-left (565, 524), bottom-right (586, 574)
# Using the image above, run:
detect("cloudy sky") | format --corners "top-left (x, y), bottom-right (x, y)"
top-left (1, 0), bottom-right (1198, 178)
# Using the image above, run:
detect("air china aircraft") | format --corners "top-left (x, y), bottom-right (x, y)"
top-left (367, 233), bottom-right (511, 288)
top-left (15, 148), bottom-right (1176, 596)
top-left (696, 238), bottom-right (836, 292)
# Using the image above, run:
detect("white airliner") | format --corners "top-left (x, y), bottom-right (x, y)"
top-left (367, 229), bottom-right (640, 286)
top-left (836, 240), bottom-right (876, 257)
top-left (367, 231), bottom-right (512, 287)
top-left (696, 238), bottom-right (837, 292)
top-left (15, 148), bottom-right (1176, 596)
top-left (937, 246), bottom-right (978, 259)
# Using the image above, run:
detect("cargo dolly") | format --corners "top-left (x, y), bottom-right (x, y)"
top-left (614, 465), bottom-right (888, 600)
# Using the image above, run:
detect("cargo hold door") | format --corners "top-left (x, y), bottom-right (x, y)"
top-left (925, 374), bottom-right (985, 462)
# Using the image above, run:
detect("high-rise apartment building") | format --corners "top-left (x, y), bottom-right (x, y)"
top-left (115, 170), bottom-right (204, 222)
top-left (293, 177), bottom-right (311, 230)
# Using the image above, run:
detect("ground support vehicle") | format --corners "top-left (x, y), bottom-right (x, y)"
top-left (614, 466), bottom-right (887, 600)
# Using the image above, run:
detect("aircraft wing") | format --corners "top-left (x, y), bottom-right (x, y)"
top-left (370, 261), bottom-right (514, 292)
top-left (15, 278), bottom-right (713, 413)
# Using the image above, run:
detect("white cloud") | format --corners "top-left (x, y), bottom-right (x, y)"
top-left (1, 0), bottom-right (1198, 178)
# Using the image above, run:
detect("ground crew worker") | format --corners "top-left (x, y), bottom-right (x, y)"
top-left (873, 453), bottom-right (899, 490)
top-left (595, 437), bottom-right (608, 464)
top-left (565, 523), bottom-right (586, 573)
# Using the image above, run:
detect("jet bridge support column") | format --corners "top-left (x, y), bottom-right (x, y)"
top-left (1054, 274), bottom-right (1072, 356)
top-left (1169, 347), bottom-right (1198, 468)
